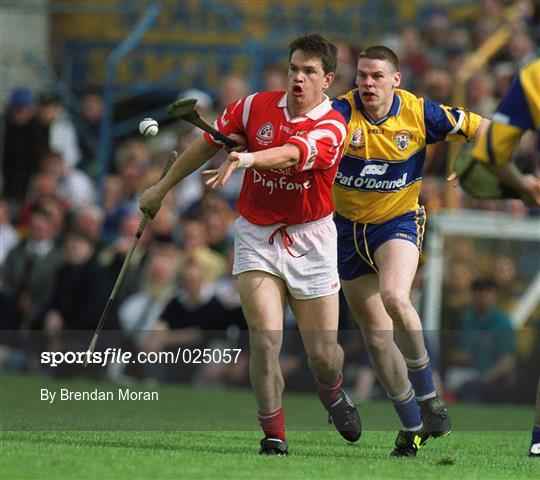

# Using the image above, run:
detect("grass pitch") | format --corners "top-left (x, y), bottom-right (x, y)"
top-left (1, 373), bottom-right (537, 479)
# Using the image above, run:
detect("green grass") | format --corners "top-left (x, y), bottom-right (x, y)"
top-left (1, 373), bottom-right (537, 479)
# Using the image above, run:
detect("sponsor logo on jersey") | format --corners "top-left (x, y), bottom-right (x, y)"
top-left (252, 170), bottom-right (311, 195)
top-left (393, 130), bottom-right (412, 151)
top-left (257, 122), bottom-right (275, 145)
top-left (335, 170), bottom-right (408, 191)
top-left (349, 127), bottom-right (365, 150)
top-left (360, 163), bottom-right (388, 177)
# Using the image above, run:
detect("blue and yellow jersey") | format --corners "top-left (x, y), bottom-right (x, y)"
top-left (473, 59), bottom-right (540, 166)
top-left (332, 88), bottom-right (482, 223)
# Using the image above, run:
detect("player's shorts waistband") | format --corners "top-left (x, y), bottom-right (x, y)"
top-left (239, 214), bottom-right (334, 234)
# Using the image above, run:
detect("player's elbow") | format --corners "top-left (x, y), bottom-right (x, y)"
top-left (280, 144), bottom-right (301, 168)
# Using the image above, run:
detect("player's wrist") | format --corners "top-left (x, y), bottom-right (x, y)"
top-left (235, 152), bottom-right (255, 169)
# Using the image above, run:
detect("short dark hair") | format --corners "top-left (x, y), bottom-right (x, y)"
top-left (288, 34), bottom-right (338, 74)
top-left (358, 45), bottom-right (399, 72)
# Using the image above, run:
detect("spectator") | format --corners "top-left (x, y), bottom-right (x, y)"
top-left (203, 210), bottom-right (234, 256)
top-left (216, 74), bottom-right (249, 112)
top-left (117, 253), bottom-right (176, 348)
top-left (145, 259), bottom-right (225, 382)
top-left (420, 68), bottom-right (453, 104)
top-left (114, 139), bottom-right (152, 212)
top-left (507, 32), bottom-right (536, 69)
top-left (77, 92), bottom-right (104, 176)
top-left (71, 205), bottom-right (105, 248)
top-left (16, 171), bottom-right (62, 231)
top-left (40, 149), bottom-right (96, 210)
top-left (447, 278), bottom-right (516, 402)
top-left (1, 206), bottom-right (64, 328)
top-left (493, 62), bottom-right (516, 100)
top-left (110, 252), bottom-right (176, 381)
top-left (176, 216), bottom-right (226, 283)
top-left (491, 256), bottom-right (526, 313)
top-left (397, 26), bottom-right (430, 90)
top-left (0, 200), bottom-right (19, 265)
top-left (1, 87), bottom-right (40, 203)
top-left (326, 41), bottom-right (356, 98)
top-left (43, 229), bottom-right (111, 336)
top-left (99, 212), bottom-right (151, 300)
top-left (467, 72), bottom-right (498, 118)
top-left (262, 63), bottom-right (287, 91)
top-left (100, 175), bottom-right (133, 245)
top-left (35, 92), bottom-right (81, 170)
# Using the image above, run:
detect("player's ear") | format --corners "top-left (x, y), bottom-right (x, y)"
top-left (322, 72), bottom-right (335, 92)
top-left (393, 71), bottom-right (401, 88)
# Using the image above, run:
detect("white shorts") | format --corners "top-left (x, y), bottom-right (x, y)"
top-left (233, 215), bottom-right (340, 300)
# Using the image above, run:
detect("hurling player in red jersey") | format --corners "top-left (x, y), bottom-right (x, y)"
top-left (140, 34), bottom-right (361, 455)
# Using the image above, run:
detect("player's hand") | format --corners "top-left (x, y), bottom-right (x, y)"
top-left (521, 174), bottom-right (540, 207)
top-left (225, 133), bottom-right (247, 153)
top-left (139, 185), bottom-right (164, 219)
top-left (203, 151), bottom-right (242, 189)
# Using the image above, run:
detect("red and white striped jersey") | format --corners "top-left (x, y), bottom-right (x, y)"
top-left (203, 91), bottom-right (348, 226)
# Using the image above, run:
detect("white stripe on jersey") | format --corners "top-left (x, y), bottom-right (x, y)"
top-left (242, 93), bottom-right (257, 129)
top-left (448, 110), bottom-right (465, 135)
top-left (307, 129), bottom-right (339, 146)
top-left (290, 135), bottom-right (311, 169)
top-left (315, 119), bottom-right (347, 143)
top-left (305, 132), bottom-right (340, 168)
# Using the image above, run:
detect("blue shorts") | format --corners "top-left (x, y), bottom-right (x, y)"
top-left (335, 207), bottom-right (426, 280)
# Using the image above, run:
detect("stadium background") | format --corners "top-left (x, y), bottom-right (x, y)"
top-left (1, 1), bottom-right (539, 478)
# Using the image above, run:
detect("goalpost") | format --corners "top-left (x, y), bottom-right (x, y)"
top-left (423, 209), bottom-right (540, 336)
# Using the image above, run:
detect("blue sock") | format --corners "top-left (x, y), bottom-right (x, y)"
top-left (532, 425), bottom-right (540, 445)
top-left (389, 384), bottom-right (423, 431)
top-left (406, 354), bottom-right (436, 400)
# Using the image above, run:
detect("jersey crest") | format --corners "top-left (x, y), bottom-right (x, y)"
top-left (256, 122), bottom-right (274, 145)
top-left (349, 127), bottom-right (365, 150)
top-left (393, 130), bottom-right (412, 151)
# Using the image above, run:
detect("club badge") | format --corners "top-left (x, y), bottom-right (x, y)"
top-left (349, 127), bottom-right (365, 150)
top-left (256, 122), bottom-right (275, 145)
top-left (393, 130), bottom-right (412, 151)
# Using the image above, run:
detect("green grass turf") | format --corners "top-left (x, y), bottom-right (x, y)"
top-left (1, 373), bottom-right (537, 479)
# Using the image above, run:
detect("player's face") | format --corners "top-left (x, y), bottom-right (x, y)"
top-left (356, 58), bottom-right (400, 111)
top-left (287, 50), bottom-right (334, 115)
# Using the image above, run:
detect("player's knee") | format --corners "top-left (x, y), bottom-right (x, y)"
top-left (250, 332), bottom-right (281, 361)
top-left (306, 343), bottom-right (340, 371)
top-left (380, 290), bottom-right (411, 318)
top-left (364, 330), bottom-right (393, 355)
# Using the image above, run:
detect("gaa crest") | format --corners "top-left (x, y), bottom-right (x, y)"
top-left (349, 127), bottom-right (365, 150)
top-left (257, 122), bottom-right (274, 145)
top-left (393, 130), bottom-right (412, 151)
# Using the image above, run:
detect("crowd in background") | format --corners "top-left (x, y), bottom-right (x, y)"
top-left (1, 0), bottom-right (539, 403)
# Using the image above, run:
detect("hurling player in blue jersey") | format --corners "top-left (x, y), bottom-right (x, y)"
top-left (332, 46), bottom-right (489, 457)
top-left (472, 59), bottom-right (540, 457)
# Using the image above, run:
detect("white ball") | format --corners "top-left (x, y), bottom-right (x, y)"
top-left (139, 118), bottom-right (159, 137)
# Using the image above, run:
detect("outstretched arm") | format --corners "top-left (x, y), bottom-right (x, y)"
top-left (139, 137), bottom-right (219, 218)
top-left (203, 144), bottom-right (301, 189)
top-left (485, 162), bottom-right (540, 206)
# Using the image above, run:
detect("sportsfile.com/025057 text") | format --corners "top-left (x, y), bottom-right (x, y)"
top-left (40, 348), bottom-right (243, 368)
